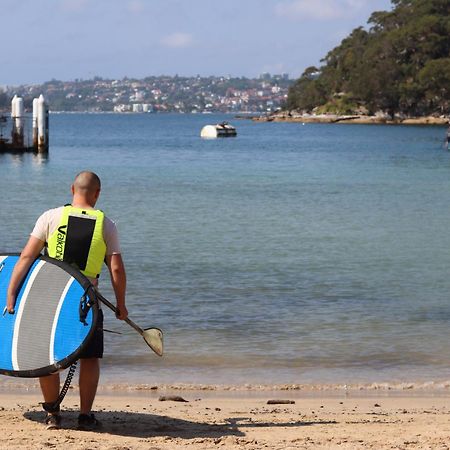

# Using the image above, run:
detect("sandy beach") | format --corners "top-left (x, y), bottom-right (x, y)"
top-left (2, 386), bottom-right (450, 449)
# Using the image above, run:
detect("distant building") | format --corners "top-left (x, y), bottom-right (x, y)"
top-left (114, 104), bottom-right (131, 112)
top-left (306, 71), bottom-right (321, 80)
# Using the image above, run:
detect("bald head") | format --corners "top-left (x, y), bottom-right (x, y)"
top-left (72, 171), bottom-right (101, 207)
top-left (73, 171), bottom-right (101, 193)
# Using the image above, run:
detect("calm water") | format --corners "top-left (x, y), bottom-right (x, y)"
top-left (1, 113), bottom-right (449, 387)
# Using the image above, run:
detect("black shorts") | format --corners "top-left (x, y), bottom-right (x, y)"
top-left (79, 309), bottom-right (104, 359)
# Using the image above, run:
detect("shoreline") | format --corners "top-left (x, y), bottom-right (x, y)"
top-left (5, 377), bottom-right (450, 394)
top-left (251, 113), bottom-right (449, 125)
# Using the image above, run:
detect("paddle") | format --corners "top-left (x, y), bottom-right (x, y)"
top-left (95, 291), bottom-right (163, 357)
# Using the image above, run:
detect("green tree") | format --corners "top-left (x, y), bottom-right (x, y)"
top-left (417, 58), bottom-right (450, 113)
top-left (286, 67), bottom-right (327, 111)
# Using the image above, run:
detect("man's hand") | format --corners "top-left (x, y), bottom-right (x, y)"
top-left (115, 304), bottom-right (128, 320)
top-left (6, 293), bottom-right (16, 314)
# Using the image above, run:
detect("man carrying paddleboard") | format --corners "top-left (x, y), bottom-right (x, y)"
top-left (6, 171), bottom-right (128, 430)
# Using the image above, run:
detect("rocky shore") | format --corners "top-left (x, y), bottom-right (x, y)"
top-left (252, 112), bottom-right (449, 125)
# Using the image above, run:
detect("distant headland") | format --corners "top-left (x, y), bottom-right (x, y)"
top-left (0, 74), bottom-right (291, 114)
top-left (284, 0), bottom-right (449, 124)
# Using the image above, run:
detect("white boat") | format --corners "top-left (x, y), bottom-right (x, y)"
top-left (200, 122), bottom-right (237, 138)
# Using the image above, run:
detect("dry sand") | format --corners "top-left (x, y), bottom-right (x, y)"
top-left (1, 388), bottom-right (450, 449)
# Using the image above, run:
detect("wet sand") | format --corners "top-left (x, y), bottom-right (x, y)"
top-left (2, 388), bottom-right (450, 449)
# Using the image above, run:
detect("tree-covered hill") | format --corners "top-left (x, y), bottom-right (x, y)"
top-left (287, 0), bottom-right (450, 117)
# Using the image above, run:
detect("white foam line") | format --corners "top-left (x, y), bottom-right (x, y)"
top-left (12, 260), bottom-right (46, 371)
top-left (49, 277), bottom-right (75, 364)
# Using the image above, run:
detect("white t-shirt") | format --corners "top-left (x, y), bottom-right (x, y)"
top-left (31, 206), bottom-right (121, 255)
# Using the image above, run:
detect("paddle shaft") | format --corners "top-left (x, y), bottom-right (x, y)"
top-left (95, 291), bottom-right (144, 335)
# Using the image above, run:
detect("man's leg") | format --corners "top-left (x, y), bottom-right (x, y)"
top-left (79, 357), bottom-right (100, 415)
top-left (77, 309), bottom-right (103, 429)
top-left (39, 373), bottom-right (61, 428)
top-left (39, 373), bottom-right (60, 410)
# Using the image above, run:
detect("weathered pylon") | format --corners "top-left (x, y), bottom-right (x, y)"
top-left (32, 97), bottom-right (39, 149)
top-left (11, 95), bottom-right (25, 147)
top-left (37, 94), bottom-right (48, 153)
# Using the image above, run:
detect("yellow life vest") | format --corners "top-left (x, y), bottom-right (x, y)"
top-left (47, 205), bottom-right (106, 279)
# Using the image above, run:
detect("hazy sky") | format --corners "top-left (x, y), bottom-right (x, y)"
top-left (2, 0), bottom-right (392, 85)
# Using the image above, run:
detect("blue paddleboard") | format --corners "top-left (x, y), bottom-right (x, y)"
top-left (0, 254), bottom-right (98, 378)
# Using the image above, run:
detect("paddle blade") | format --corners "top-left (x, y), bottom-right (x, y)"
top-left (143, 328), bottom-right (164, 356)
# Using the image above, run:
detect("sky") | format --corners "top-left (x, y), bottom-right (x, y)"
top-left (1, 0), bottom-right (393, 86)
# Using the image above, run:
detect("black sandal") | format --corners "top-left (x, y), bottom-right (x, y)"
top-left (77, 413), bottom-right (101, 431)
top-left (45, 414), bottom-right (62, 430)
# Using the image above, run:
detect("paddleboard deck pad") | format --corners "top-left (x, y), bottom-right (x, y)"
top-left (0, 254), bottom-right (98, 378)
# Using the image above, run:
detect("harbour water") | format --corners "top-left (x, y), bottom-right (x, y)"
top-left (1, 113), bottom-right (450, 388)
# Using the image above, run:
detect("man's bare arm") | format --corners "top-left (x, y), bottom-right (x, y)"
top-left (6, 236), bottom-right (45, 313)
top-left (105, 253), bottom-right (128, 320)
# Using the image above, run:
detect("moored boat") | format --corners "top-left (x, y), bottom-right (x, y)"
top-left (201, 121), bottom-right (237, 138)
